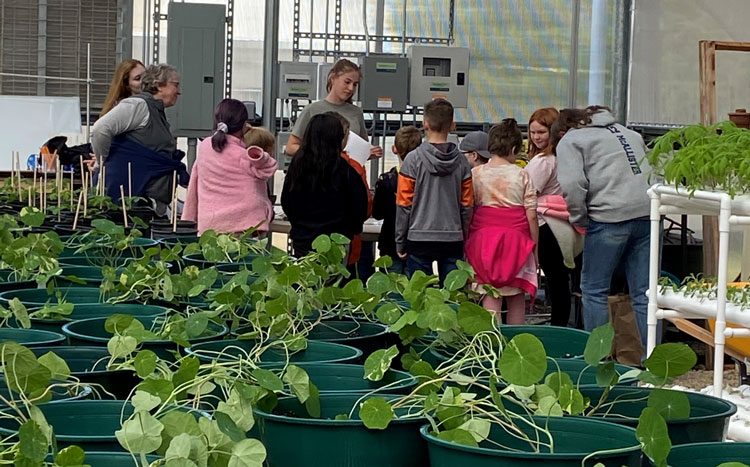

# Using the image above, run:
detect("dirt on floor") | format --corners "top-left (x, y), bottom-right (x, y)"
top-left (672, 365), bottom-right (741, 390)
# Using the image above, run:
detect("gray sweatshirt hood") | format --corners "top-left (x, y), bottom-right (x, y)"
top-left (587, 109), bottom-right (616, 127)
top-left (419, 142), bottom-right (463, 176)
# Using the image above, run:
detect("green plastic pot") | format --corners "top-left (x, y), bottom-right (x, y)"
top-left (501, 325), bottom-right (590, 358)
top-left (186, 339), bottom-right (362, 366)
top-left (25, 303), bottom-right (169, 337)
top-left (0, 374), bottom-right (91, 407)
top-left (62, 316), bottom-right (228, 361)
top-left (580, 386), bottom-right (737, 445)
top-left (158, 235), bottom-right (201, 247)
top-left (421, 417), bottom-right (641, 467)
top-left (306, 320), bottom-right (392, 358)
top-left (57, 265), bottom-right (126, 287)
top-left (0, 328), bottom-right (66, 347)
top-left (0, 400), bottom-right (133, 452)
top-left (61, 235), bottom-right (159, 258)
top-left (298, 363), bottom-right (416, 394)
top-left (30, 346), bottom-right (140, 400)
top-left (0, 269), bottom-right (36, 293)
top-left (58, 256), bottom-right (134, 267)
top-left (182, 252), bottom-right (263, 268)
top-left (47, 452), bottom-right (159, 467)
top-left (662, 441), bottom-right (750, 466)
top-left (455, 358), bottom-right (638, 390)
top-left (255, 394), bottom-right (429, 467)
top-left (0, 286), bottom-right (106, 307)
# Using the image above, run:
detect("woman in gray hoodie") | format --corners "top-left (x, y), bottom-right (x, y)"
top-left (555, 106), bottom-right (653, 357)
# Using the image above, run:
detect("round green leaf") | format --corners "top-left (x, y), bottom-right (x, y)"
top-left (647, 388), bottom-right (691, 420)
top-left (37, 351), bottom-right (71, 380)
top-left (583, 323), bottom-right (614, 365)
top-left (283, 365), bottom-right (310, 403)
top-left (330, 233), bottom-right (350, 245)
top-left (366, 272), bottom-right (391, 295)
top-left (107, 335), bottom-right (138, 359)
top-left (364, 345), bottom-right (399, 382)
top-left (636, 407), bottom-right (671, 467)
top-left (185, 313), bottom-right (209, 338)
top-left (436, 428), bottom-right (478, 447)
top-left (252, 368), bottom-right (283, 392)
top-left (375, 303), bottom-right (401, 325)
top-left (426, 304), bottom-right (458, 332)
top-left (359, 397), bottom-right (394, 430)
top-left (134, 350), bottom-right (158, 378)
top-left (228, 438), bottom-right (267, 467)
top-left (132, 390), bottom-right (162, 412)
top-left (54, 445), bottom-right (86, 466)
top-left (18, 419), bottom-right (48, 462)
top-left (457, 302), bottom-right (493, 335)
top-left (116, 412), bottom-right (165, 454)
top-left (644, 343), bottom-right (697, 378)
top-left (443, 269), bottom-right (470, 291)
top-left (498, 333), bottom-right (547, 386)
top-left (311, 235), bottom-right (331, 253)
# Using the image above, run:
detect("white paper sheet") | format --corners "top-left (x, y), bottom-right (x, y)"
top-left (344, 131), bottom-right (371, 167)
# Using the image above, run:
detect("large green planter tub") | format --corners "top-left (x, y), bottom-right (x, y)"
top-left (62, 316), bottom-right (228, 361)
top-left (0, 400), bottom-right (134, 452)
top-left (187, 339), bottom-right (362, 367)
top-left (58, 255), bottom-right (134, 268)
top-left (48, 452), bottom-right (159, 467)
top-left (421, 416), bottom-right (641, 467)
top-left (306, 319), bottom-right (392, 358)
top-left (26, 303), bottom-right (169, 336)
top-left (500, 325), bottom-right (590, 358)
top-left (0, 374), bottom-right (91, 407)
top-left (255, 394), bottom-right (429, 467)
top-left (30, 346), bottom-right (140, 400)
top-left (0, 269), bottom-right (36, 293)
top-left (60, 235), bottom-right (159, 258)
top-left (182, 252), bottom-right (264, 268)
top-left (0, 328), bottom-right (66, 347)
top-left (0, 286), bottom-right (106, 307)
top-left (56, 265), bottom-right (124, 287)
top-left (661, 441), bottom-right (750, 466)
top-left (298, 363), bottom-right (416, 394)
top-left (453, 358), bottom-right (638, 390)
top-left (580, 386), bottom-right (737, 445)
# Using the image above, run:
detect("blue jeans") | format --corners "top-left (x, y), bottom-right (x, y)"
top-left (386, 257), bottom-right (407, 275)
top-left (406, 254), bottom-right (461, 287)
top-left (581, 218), bottom-right (651, 353)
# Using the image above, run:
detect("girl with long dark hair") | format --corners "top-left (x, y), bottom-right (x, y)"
top-left (281, 114), bottom-right (369, 257)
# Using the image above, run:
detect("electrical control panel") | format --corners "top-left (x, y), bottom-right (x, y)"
top-left (166, 2), bottom-right (226, 137)
top-left (360, 54), bottom-right (409, 112)
top-left (278, 61), bottom-right (319, 100)
top-left (408, 45), bottom-right (470, 108)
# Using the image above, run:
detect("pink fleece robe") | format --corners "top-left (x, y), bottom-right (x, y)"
top-left (182, 135), bottom-right (278, 235)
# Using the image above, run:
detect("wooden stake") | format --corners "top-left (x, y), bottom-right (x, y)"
top-left (83, 172), bottom-right (88, 218)
top-left (72, 190), bottom-right (84, 230)
top-left (172, 170), bottom-right (178, 233)
top-left (27, 186), bottom-right (31, 207)
top-left (127, 162), bottom-right (132, 198)
top-left (56, 159), bottom-right (61, 222)
top-left (10, 152), bottom-right (14, 190)
top-left (16, 152), bottom-right (21, 200)
top-left (120, 185), bottom-right (129, 228)
top-left (43, 163), bottom-right (48, 212)
top-left (69, 169), bottom-right (74, 212)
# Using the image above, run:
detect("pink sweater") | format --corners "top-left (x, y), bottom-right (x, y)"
top-left (183, 135), bottom-right (278, 235)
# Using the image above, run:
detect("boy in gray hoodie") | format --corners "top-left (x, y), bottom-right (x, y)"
top-left (556, 106), bottom-right (653, 356)
top-left (395, 99), bottom-right (473, 284)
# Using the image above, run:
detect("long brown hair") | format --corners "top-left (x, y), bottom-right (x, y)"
top-left (326, 59), bottom-right (362, 104)
top-left (528, 107), bottom-right (559, 158)
top-left (100, 59), bottom-right (144, 116)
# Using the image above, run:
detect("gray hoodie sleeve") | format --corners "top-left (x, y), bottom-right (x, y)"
top-left (556, 136), bottom-right (589, 228)
top-left (91, 99), bottom-right (150, 160)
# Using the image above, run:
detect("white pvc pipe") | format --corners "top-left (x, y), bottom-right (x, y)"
top-left (725, 328), bottom-right (750, 338)
top-left (647, 188), bottom-right (662, 357)
top-left (713, 194), bottom-right (732, 397)
top-left (362, 0), bottom-right (370, 56)
top-left (588, 0), bottom-right (608, 105)
top-left (655, 310), bottom-right (705, 320)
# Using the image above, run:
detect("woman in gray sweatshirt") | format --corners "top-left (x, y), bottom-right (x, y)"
top-left (555, 106), bottom-right (653, 358)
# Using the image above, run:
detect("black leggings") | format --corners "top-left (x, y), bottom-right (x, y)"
top-left (538, 224), bottom-right (575, 327)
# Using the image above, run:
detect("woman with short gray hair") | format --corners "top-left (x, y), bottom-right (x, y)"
top-left (92, 63), bottom-right (187, 215)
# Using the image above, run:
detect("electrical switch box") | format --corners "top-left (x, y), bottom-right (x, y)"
top-left (408, 45), bottom-right (470, 108)
top-left (166, 2), bottom-right (226, 137)
top-left (360, 54), bottom-right (409, 112)
top-left (279, 61), bottom-right (318, 100)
